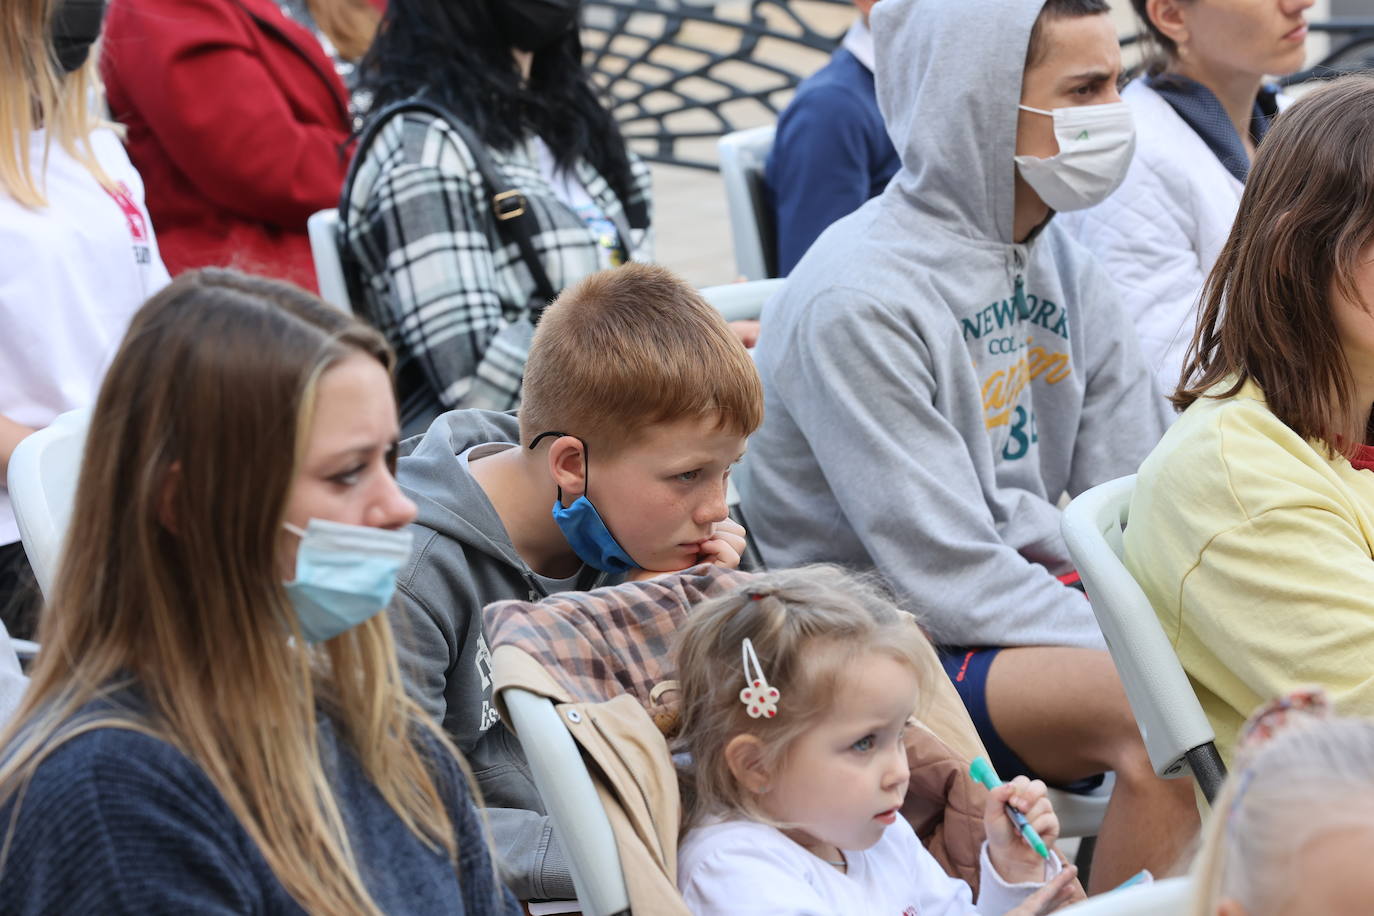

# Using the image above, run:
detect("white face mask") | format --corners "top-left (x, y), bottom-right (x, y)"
top-left (1013, 101), bottom-right (1136, 212)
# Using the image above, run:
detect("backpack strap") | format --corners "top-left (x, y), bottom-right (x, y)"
top-left (339, 96), bottom-right (559, 312)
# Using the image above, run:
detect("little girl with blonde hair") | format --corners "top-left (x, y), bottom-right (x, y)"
top-left (1190, 688), bottom-right (1374, 916)
top-left (673, 566), bottom-right (1080, 914)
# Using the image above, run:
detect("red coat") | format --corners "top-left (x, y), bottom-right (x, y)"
top-left (101, 0), bottom-right (358, 290)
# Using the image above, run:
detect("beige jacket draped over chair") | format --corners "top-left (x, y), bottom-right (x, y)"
top-left (486, 565), bottom-right (995, 914)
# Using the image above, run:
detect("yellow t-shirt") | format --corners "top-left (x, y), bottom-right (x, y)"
top-left (1124, 380), bottom-right (1374, 762)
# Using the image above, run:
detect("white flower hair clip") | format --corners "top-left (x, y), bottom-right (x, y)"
top-left (739, 638), bottom-right (780, 719)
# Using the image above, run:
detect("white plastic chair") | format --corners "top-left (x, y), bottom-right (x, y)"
top-left (307, 208), bottom-right (352, 314)
top-left (1058, 875), bottom-right (1192, 914)
top-left (1061, 475), bottom-right (1226, 802)
top-left (699, 278), bottom-right (782, 325)
top-left (503, 688), bottom-right (629, 916)
top-left (717, 125), bottom-right (777, 281)
top-left (7, 407), bottom-right (91, 600)
top-left (1049, 777), bottom-right (1113, 841)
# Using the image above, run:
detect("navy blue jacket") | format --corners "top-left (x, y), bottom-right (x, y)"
top-left (0, 708), bottom-right (521, 915)
top-left (766, 48), bottom-right (900, 275)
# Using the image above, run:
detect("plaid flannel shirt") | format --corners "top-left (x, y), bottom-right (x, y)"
top-left (483, 565), bottom-right (752, 730)
top-left (342, 111), bottom-right (654, 433)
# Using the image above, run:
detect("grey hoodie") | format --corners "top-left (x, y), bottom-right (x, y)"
top-left (392, 409), bottom-right (611, 901)
top-left (740, 0), bottom-right (1170, 650)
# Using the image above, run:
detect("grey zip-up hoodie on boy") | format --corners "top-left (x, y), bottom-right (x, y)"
top-left (741, 0), bottom-right (1170, 650)
top-left (392, 409), bottom-right (611, 901)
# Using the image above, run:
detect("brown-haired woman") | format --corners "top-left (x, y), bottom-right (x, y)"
top-left (0, 269), bottom-right (518, 915)
top-left (1123, 74), bottom-right (1374, 767)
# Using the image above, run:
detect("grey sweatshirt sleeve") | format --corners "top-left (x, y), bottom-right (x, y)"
top-left (391, 580), bottom-right (459, 729)
top-left (390, 551), bottom-right (577, 900)
top-left (1066, 260), bottom-right (1174, 498)
top-left (486, 808), bottom-right (577, 901)
top-left (775, 288), bottom-right (1103, 649)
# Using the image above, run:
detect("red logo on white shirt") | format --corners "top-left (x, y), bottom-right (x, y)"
top-left (902, 908), bottom-right (918, 916)
top-left (103, 181), bottom-right (148, 242)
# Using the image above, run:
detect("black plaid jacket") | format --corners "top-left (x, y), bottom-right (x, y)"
top-left (341, 111), bottom-right (654, 434)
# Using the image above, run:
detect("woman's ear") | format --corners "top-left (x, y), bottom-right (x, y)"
top-left (724, 733), bottom-right (772, 794)
top-left (547, 435), bottom-right (587, 499)
top-left (1145, 0), bottom-right (1190, 49)
top-left (158, 461), bottom-right (182, 534)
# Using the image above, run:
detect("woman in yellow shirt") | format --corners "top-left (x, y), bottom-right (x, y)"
top-left (1125, 74), bottom-right (1374, 763)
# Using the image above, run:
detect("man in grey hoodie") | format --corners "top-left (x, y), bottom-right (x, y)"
top-left (391, 265), bottom-right (762, 901)
top-left (741, 0), bottom-right (1196, 891)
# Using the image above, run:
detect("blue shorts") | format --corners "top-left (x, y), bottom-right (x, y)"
top-left (939, 646), bottom-right (1105, 795)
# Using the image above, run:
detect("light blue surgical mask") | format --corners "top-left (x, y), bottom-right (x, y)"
top-left (529, 431), bottom-right (637, 574)
top-left (282, 519), bottom-right (413, 643)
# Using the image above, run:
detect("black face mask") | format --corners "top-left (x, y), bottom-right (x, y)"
top-left (491, 0), bottom-right (581, 53)
top-left (51, 0), bottom-right (105, 73)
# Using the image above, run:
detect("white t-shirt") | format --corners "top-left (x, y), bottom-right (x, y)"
top-left (678, 816), bottom-right (1060, 916)
top-left (0, 127), bottom-right (170, 545)
top-left (533, 137), bottom-right (623, 270)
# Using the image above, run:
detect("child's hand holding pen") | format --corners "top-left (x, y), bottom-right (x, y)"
top-left (970, 757), bottom-right (1064, 887)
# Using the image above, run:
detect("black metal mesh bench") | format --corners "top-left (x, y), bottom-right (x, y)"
top-left (580, 3), bottom-right (1374, 173)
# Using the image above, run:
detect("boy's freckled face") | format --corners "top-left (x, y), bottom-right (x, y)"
top-left (590, 414), bottom-right (748, 573)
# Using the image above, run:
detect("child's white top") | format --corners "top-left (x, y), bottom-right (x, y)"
top-left (0, 126), bottom-right (169, 545)
top-left (678, 816), bottom-right (1060, 915)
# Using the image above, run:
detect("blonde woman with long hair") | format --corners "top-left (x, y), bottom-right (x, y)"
top-left (0, 0), bottom-right (169, 641)
top-left (0, 269), bottom-right (519, 915)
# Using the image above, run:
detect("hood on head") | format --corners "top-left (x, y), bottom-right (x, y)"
top-left (872, 0), bottom-right (1045, 245)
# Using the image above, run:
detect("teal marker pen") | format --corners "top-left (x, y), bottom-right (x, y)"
top-left (969, 756), bottom-right (1050, 860)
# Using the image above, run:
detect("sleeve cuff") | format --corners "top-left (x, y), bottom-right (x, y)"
top-left (536, 822), bottom-right (578, 901)
top-left (975, 840), bottom-right (1064, 911)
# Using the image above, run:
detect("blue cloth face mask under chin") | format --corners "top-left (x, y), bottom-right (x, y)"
top-left (530, 431), bottom-right (637, 574)
top-left (283, 518), bottom-right (414, 643)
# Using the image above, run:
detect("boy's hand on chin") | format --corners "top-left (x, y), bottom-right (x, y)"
top-left (624, 520), bottom-right (750, 581)
top-left (695, 518), bottom-right (746, 570)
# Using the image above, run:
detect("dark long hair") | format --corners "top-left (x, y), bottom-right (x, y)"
top-left (1175, 75), bottom-right (1374, 455)
top-left (357, 0), bottom-right (638, 216)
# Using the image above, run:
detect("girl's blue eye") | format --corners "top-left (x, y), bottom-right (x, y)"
top-left (852, 735), bottom-right (875, 753)
top-left (676, 470), bottom-right (700, 482)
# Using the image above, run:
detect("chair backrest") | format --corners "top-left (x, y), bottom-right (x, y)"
top-left (307, 208), bottom-right (352, 314)
top-left (717, 126), bottom-right (778, 281)
top-left (1058, 876), bottom-right (1193, 914)
top-left (699, 278), bottom-right (784, 324)
top-left (1061, 475), bottom-right (1217, 782)
top-left (503, 688), bottom-right (631, 916)
top-left (7, 408), bottom-right (91, 599)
